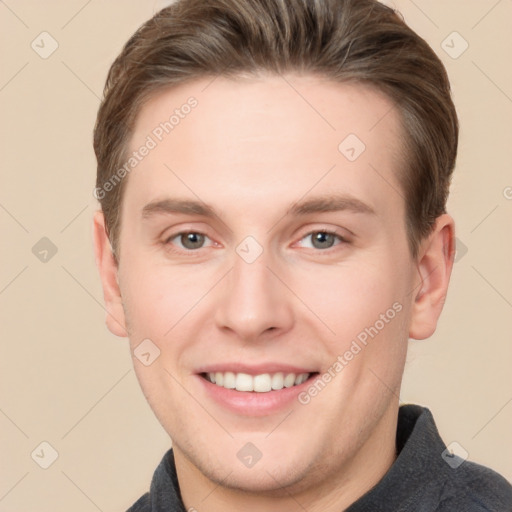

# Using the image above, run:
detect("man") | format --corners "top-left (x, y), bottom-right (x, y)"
top-left (92, 0), bottom-right (512, 510)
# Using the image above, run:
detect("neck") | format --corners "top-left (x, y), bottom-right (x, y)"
top-left (175, 404), bottom-right (399, 512)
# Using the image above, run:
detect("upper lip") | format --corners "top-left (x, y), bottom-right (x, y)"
top-left (196, 363), bottom-right (318, 376)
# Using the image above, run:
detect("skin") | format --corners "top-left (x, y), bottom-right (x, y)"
top-left (94, 74), bottom-right (455, 511)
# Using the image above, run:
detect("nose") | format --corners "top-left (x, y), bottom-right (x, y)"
top-left (214, 246), bottom-right (294, 342)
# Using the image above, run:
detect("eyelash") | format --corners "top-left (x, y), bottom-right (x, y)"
top-left (163, 229), bottom-right (349, 254)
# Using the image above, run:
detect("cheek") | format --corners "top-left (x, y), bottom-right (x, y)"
top-left (119, 258), bottom-right (215, 343)
top-left (295, 258), bottom-right (406, 345)
top-left (301, 262), bottom-right (410, 408)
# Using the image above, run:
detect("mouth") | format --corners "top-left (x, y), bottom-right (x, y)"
top-left (200, 371), bottom-right (319, 392)
top-left (196, 365), bottom-right (320, 416)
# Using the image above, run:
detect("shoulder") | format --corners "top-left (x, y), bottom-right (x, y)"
top-left (126, 492), bottom-right (150, 512)
top-left (394, 405), bottom-right (512, 512)
top-left (437, 459), bottom-right (512, 511)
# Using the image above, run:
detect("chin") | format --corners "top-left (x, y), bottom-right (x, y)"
top-left (205, 457), bottom-right (313, 495)
top-left (176, 431), bottom-right (323, 496)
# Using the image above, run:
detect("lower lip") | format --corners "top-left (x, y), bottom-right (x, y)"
top-left (196, 374), bottom-right (317, 416)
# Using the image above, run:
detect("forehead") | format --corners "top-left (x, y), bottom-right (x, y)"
top-left (124, 74), bottom-right (405, 219)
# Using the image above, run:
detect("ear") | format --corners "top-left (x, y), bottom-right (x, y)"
top-left (409, 213), bottom-right (455, 340)
top-left (92, 211), bottom-right (128, 337)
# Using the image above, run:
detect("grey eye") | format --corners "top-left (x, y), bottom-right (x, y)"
top-left (310, 232), bottom-right (338, 249)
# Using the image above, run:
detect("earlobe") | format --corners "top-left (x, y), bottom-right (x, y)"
top-left (92, 211), bottom-right (128, 337)
top-left (408, 214), bottom-right (455, 340)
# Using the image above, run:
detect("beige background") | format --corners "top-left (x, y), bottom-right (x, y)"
top-left (1, 1), bottom-right (511, 510)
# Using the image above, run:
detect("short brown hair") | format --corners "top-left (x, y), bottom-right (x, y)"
top-left (93, 0), bottom-right (458, 259)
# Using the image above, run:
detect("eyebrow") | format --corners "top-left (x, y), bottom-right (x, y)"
top-left (288, 195), bottom-right (375, 216)
top-left (141, 194), bottom-right (376, 220)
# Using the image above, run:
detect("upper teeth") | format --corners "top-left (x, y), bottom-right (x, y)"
top-left (206, 372), bottom-right (310, 392)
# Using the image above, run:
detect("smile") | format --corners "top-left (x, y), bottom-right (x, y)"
top-left (202, 371), bottom-right (315, 392)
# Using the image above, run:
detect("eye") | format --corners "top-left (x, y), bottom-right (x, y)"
top-left (298, 230), bottom-right (347, 250)
top-left (165, 231), bottom-right (213, 251)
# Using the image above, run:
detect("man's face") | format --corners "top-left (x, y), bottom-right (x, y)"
top-left (113, 75), bottom-right (419, 493)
